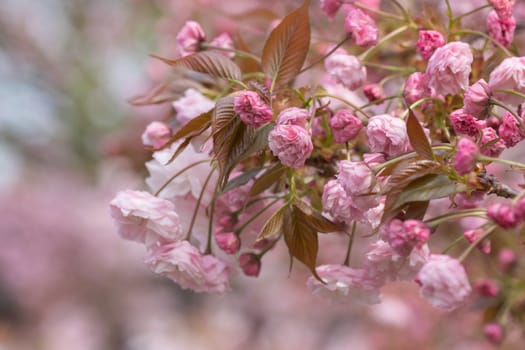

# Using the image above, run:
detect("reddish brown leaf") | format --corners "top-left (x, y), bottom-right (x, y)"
top-left (407, 108), bottom-right (434, 160)
top-left (382, 160), bottom-right (442, 194)
top-left (128, 78), bottom-right (202, 106)
top-left (234, 33), bottom-right (261, 75)
top-left (394, 174), bottom-right (458, 208)
top-left (261, 0), bottom-right (311, 86)
top-left (293, 199), bottom-right (343, 233)
top-left (151, 51), bottom-right (242, 81)
top-left (159, 110), bottom-right (212, 151)
top-left (249, 162), bottom-right (286, 196)
top-left (257, 205), bottom-right (286, 240)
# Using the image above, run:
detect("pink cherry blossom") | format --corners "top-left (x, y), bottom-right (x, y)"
top-left (489, 56), bottom-right (525, 105)
top-left (487, 202), bottom-right (518, 229)
top-left (480, 127), bottom-right (506, 157)
top-left (363, 83), bottom-right (384, 102)
top-left (275, 107), bottom-right (310, 128)
top-left (484, 322), bottom-right (505, 345)
top-left (234, 91), bottom-right (273, 128)
top-left (498, 248), bottom-right (517, 272)
top-left (475, 279), bottom-right (499, 297)
top-left (416, 30), bottom-right (445, 60)
top-left (366, 114), bottom-right (410, 157)
top-left (209, 32), bottom-right (235, 58)
top-left (109, 190), bottom-right (183, 246)
top-left (426, 41), bottom-right (473, 96)
top-left (141, 121), bottom-right (172, 149)
top-left (146, 240), bottom-right (230, 293)
top-left (172, 88), bottom-right (215, 124)
top-left (238, 253), bottom-right (261, 277)
top-left (176, 21), bottom-right (206, 57)
top-left (416, 254), bottom-right (472, 311)
top-left (449, 109), bottom-right (484, 138)
top-left (453, 138), bottom-right (479, 175)
top-left (403, 72), bottom-right (432, 104)
top-left (320, 0), bottom-right (342, 20)
top-left (322, 179), bottom-right (353, 224)
top-left (363, 152), bottom-right (386, 168)
top-left (381, 219), bottom-right (430, 256)
top-left (464, 228), bottom-right (491, 254)
top-left (325, 50), bottom-right (367, 90)
top-left (307, 264), bottom-right (383, 304)
top-left (498, 112), bottom-right (525, 147)
top-left (344, 7), bottom-right (378, 47)
top-left (487, 10), bottom-right (516, 48)
top-left (268, 124), bottom-right (313, 168)
top-left (488, 0), bottom-right (516, 18)
top-left (337, 160), bottom-right (374, 196)
top-left (328, 109), bottom-right (363, 143)
top-left (463, 79), bottom-right (491, 118)
top-left (214, 231), bottom-right (240, 254)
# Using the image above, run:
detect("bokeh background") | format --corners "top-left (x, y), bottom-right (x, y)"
top-left (1, 0), bottom-right (524, 349)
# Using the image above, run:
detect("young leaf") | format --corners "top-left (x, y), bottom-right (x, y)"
top-left (151, 51), bottom-right (242, 81)
top-left (261, 0), bottom-right (311, 86)
top-left (249, 163), bottom-right (286, 196)
top-left (160, 110), bottom-right (212, 151)
top-left (381, 160), bottom-right (442, 194)
top-left (233, 123), bottom-right (273, 165)
top-left (257, 205), bottom-right (286, 240)
top-left (234, 33), bottom-right (261, 75)
top-left (222, 167), bottom-right (262, 193)
top-left (128, 78), bottom-right (202, 106)
top-left (394, 174), bottom-right (457, 208)
top-left (293, 200), bottom-right (342, 233)
top-left (406, 108), bottom-right (434, 160)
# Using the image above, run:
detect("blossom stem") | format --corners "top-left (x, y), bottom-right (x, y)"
top-left (450, 29), bottom-right (513, 57)
top-left (425, 209), bottom-right (487, 229)
top-left (489, 98), bottom-right (525, 130)
top-left (314, 93), bottom-right (371, 120)
top-left (478, 155), bottom-right (525, 169)
top-left (299, 36), bottom-right (350, 74)
top-left (442, 234), bottom-right (467, 254)
top-left (362, 61), bottom-right (415, 73)
top-left (186, 168), bottom-right (216, 240)
top-left (400, 97), bottom-right (444, 119)
top-left (200, 43), bottom-right (261, 62)
top-left (492, 89), bottom-right (525, 102)
top-left (389, 0), bottom-right (412, 22)
top-left (154, 158), bottom-right (212, 196)
top-left (458, 224), bottom-right (496, 262)
top-left (234, 198), bottom-right (281, 235)
top-left (343, 222), bottom-right (356, 266)
top-left (360, 25), bottom-right (411, 61)
top-left (360, 94), bottom-right (401, 109)
top-left (347, 1), bottom-right (405, 21)
top-left (454, 4), bottom-right (491, 20)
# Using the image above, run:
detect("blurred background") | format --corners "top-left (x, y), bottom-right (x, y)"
top-left (0, 0), bottom-right (523, 349)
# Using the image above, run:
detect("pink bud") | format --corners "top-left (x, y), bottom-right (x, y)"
top-left (215, 231), bottom-right (241, 254)
top-left (498, 248), bottom-right (517, 272)
top-left (344, 7), bottom-right (378, 47)
top-left (320, 0), bottom-right (343, 20)
top-left (234, 91), bottom-right (273, 128)
top-left (498, 112), bottom-right (525, 148)
top-left (416, 30), bottom-right (445, 60)
top-left (464, 228), bottom-right (491, 254)
top-left (209, 32), bottom-right (235, 58)
top-left (176, 21), bottom-right (206, 57)
top-left (487, 10), bottom-right (516, 48)
top-left (486, 116), bottom-right (501, 129)
top-left (141, 121), bottom-right (172, 149)
top-left (487, 202), bottom-right (518, 229)
top-left (488, 0), bottom-right (516, 19)
top-left (474, 279), bottom-right (499, 297)
top-left (484, 322), bottom-right (505, 345)
top-left (238, 253), bottom-right (261, 277)
top-left (453, 138), bottom-right (479, 175)
top-left (363, 83), bottom-right (385, 102)
top-left (329, 109), bottom-right (363, 143)
top-left (463, 79), bottom-right (491, 118)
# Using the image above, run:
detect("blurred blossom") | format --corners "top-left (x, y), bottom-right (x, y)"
top-left (344, 7), bottom-right (378, 47)
top-left (172, 88), bottom-right (215, 124)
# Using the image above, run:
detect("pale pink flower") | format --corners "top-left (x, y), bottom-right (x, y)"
top-left (146, 240), bottom-right (230, 293)
top-left (307, 265), bottom-right (383, 304)
top-left (487, 10), bottom-right (516, 48)
top-left (338, 160), bottom-right (374, 195)
top-left (176, 21), bottom-right (206, 57)
top-left (449, 109), bottom-right (484, 138)
top-left (109, 190), bottom-right (183, 246)
top-left (488, 0), bottom-right (516, 18)
top-left (325, 50), bottom-right (367, 90)
top-left (416, 30), bottom-right (445, 60)
top-left (363, 152), bottom-right (386, 168)
top-left (463, 79), bottom-right (491, 118)
top-left (329, 109), bottom-right (363, 143)
top-left (214, 231), bottom-right (240, 254)
top-left (365, 240), bottom-right (429, 282)
top-left (484, 323), bottom-right (505, 345)
top-left (363, 201), bottom-right (385, 229)
top-left (268, 124), bottom-right (313, 168)
top-left (209, 32), bottom-right (235, 58)
top-left (426, 41), bottom-right (473, 96)
top-left (320, 0), bottom-right (342, 20)
top-left (480, 127), bottom-right (506, 157)
top-left (366, 114), bottom-right (410, 157)
top-left (498, 112), bottom-right (525, 147)
top-left (498, 248), bottom-right (517, 272)
top-left (403, 72), bottom-right (431, 104)
top-left (489, 56), bottom-right (525, 105)
top-left (238, 253), bottom-right (261, 277)
top-left (344, 7), bottom-right (378, 47)
top-left (453, 138), bottom-right (479, 175)
top-left (141, 121), bottom-right (172, 149)
top-left (416, 254), bottom-right (472, 311)
top-left (322, 179), bottom-right (353, 224)
top-left (276, 107), bottom-right (310, 128)
top-left (487, 202), bottom-right (518, 229)
top-left (381, 219), bottom-right (430, 256)
top-left (475, 279), bottom-right (499, 297)
top-left (172, 88), bottom-right (215, 124)
top-left (363, 83), bottom-right (385, 102)
top-left (234, 91), bottom-right (273, 128)
top-left (464, 228), bottom-right (491, 254)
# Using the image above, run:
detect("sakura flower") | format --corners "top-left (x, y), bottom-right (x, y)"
top-left (209, 32), bottom-right (235, 58)
top-left (484, 322), bottom-right (505, 345)
top-left (363, 83), bottom-right (384, 102)
top-left (329, 109), bottom-right (363, 143)
top-left (464, 228), bottom-right (491, 254)
top-left (276, 107), bottom-right (310, 128)
top-left (307, 265), bottom-right (383, 304)
top-left (141, 121), bottom-right (172, 149)
top-left (146, 240), bottom-right (230, 293)
top-left (489, 56), bottom-right (525, 105)
top-left (426, 41), bottom-right (473, 96)
top-left (172, 88), bottom-right (215, 124)
top-left (487, 10), bottom-right (516, 48)
top-left (416, 30), bottom-right (445, 60)
top-left (176, 21), bottom-right (206, 57)
top-left (416, 254), bottom-right (472, 311)
top-left (475, 279), bottom-right (499, 297)
top-left (325, 50), bottom-right (367, 90)
top-left (463, 79), bottom-right (491, 118)
top-left (234, 91), bottom-right (273, 128)
top-left (344, 7), bottom-right (378, 47)
top-left (366, 114), bottom-right (410, 157)
top-left (320, 0), bottom-right (342, 20)
top-left (381, 219), bottom-right (430, 256)
top-left (453, 138), bottom-right (479, 175)
top-left (268, 124), bottom-right (313, 168)
top-left (337, 160), bottom-right (374, 196)
top-left (488, 0), bottom-right (516, 19)
top-left (214, 231), bottom-right (241, 254)
top-left (449, 109), bottom-right (484, 138)
top-left (403, 72), bottom-right (431, 105)
top-left (480, 127), bottom-right (506, 157)
top-left (322, 179), bottom-right (353, 223)
top-left (238, 253), bottom-right (261, 277)
top-left (498, 112), bottom-right (525, 147)
top-left (109, 190), bottom-right (183, 246)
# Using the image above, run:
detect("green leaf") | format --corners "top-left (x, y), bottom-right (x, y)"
top-left (261, 0), bottom-right (311, 86)
top-left (406, 108), bottom-right (434, 160)
top-left (249, 162), bottom-right (286, 196)
top-left (395, 174), bottom-right (458, 208)
top-left (151, 51), bottom-right (242, 81)
top-left (257, 205), bottom-right (286, 240)
top-left (222, 167), bottom-right (262, 193)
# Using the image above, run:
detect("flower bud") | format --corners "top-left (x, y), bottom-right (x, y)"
top-left (487, 202), bottom-right (518, 229)
top-left (141, 121), bottom-right (172, 149)
top-left (498, 248), bottom-right (517, 272)
top-left (453, 138), bottom-right (479, 175)
top-left (363, 83), bottom-right (385, 102)
top-left (344, 7), bottom-right (378, 47)
top-left (480, 127), bottom-right (506, 157)
top-left (484, 322), bottom-right (504, 345)
top-left (463, 79), bottom-right (491, 118)
top-left (464, 228), bottom-right (491, 254)
top-left (488, 0), bottom-right (516, 19)
top-left (176, 21), bottom-right (206, 57)
top-left (238, 253), bottom-right (261, 277)
top-left (320, 0), bottom-right (342, 20)
top-left (498, 112), bottom-right (525, 148)
top-left (474, 279), bottom-right (499, 297)
top-left (215, 231), bottom-right (241, 254)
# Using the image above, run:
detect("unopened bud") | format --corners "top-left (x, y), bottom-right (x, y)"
top-left (238, 253), bottom-right (261, 277)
